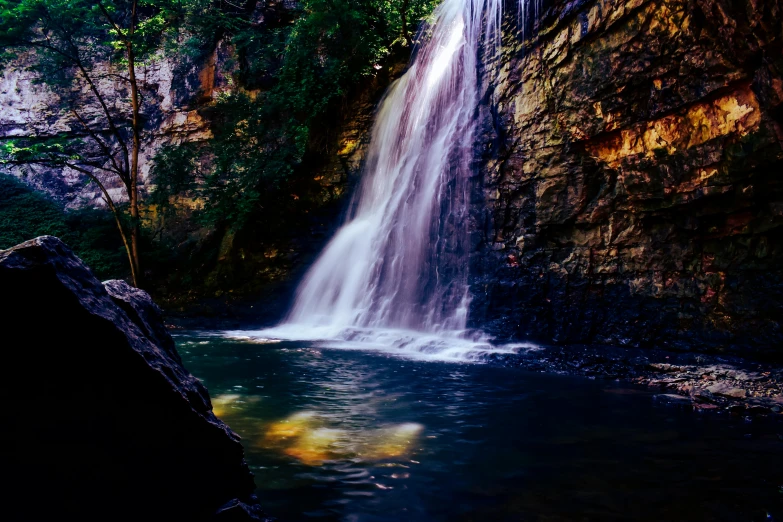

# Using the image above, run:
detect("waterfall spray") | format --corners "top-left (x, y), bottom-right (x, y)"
top-left (284, 0), bottom-right (501, 332)
top-left (227, 0), bottom-right (536, 360)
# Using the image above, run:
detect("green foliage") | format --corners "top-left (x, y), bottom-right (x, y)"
top-left (0, 174), bottom-right (127, 279)
top-left (275, 0), bottom-right (389, 119)
top-left (0, 0), bottom-right (208, 65)
top-left (152, 0), bottom-right (438, 231)
top-left (0, 173), bottom-right (69, 244)
top-left (62, 207), bottom-right (129, 278)
top-left (149, 142), bottom-right (203, 211)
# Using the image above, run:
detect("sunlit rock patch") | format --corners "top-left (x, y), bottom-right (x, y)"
top-left (584, 85), bottom-right (762, 167)
top-left (474, 0), bottom-right (783, 354)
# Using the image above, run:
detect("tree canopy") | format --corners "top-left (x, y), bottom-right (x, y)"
top-left (152, 0), bottom-right (439, 229)
top-left (0, 0), bottom-right (219, 286)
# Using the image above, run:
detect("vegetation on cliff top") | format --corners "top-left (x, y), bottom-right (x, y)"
top-left (147, 0), bottom-right (438, 299)
top-left (0, 174), bottom-right (127, 278)
top-left (0, 0), bottom-right (436, 294)
top-left (152, 0), bottom-right (438, 228)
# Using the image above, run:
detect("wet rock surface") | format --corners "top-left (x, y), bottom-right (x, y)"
top-left (0, 236), bottom-right (274, 521)
top-left (471, 0), bottom-right (783, 356)
top-left (487, 342), bottom-right (783, 415)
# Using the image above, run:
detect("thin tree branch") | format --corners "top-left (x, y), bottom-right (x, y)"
top-left (72, 61), bottom-right (132, 176)
top-left (90, 72), bottom-right (134, 83)
top-left (45, 16), bottom-right (133, 175)
top-left (70, 108), bottom-right (128, 183)
top-left (98, 2), bottom-right (128, 42)
top-left (64, 161), bottom-right (138, 286)
top-left (19, 38), bottom-right (79, 62)
top-left (4, 156), bottom-right (120, 177)
top-left (18, 32), bottom-right (134, 177)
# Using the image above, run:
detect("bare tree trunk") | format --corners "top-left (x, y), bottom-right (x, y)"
top-left (65, 162), bottom-right (139, 286)
top-left (107, 196), bottom-right (139, 287)
top-left (127, 0), bottom-right (143, 287)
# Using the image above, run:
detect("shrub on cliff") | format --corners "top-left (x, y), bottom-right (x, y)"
top-left (0, 0), bottom-right (228, 287)
top-left (0, 174), bottom-right (127, 279)
top-left (151, 0), bottom-right (439, 230)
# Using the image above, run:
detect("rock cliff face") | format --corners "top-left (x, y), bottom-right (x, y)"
top-left (471, 0), bottom-right (783, 356)
top-left (0, 236), bottom-right (272, 521)
top-left (4, 0), bottom-right (780, 356)
top-left (0, 49), bottom-right (214, 206)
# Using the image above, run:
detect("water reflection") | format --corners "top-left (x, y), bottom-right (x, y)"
top-left (361, 423), bottom-right (424, 460)
top-left (178, 334), bottom-right (783, 522)
top-left (257, 410), bottom-right (424, 466)
top-left (210, 393), bottom-right (264, 418)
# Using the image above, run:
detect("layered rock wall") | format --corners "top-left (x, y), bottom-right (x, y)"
top-left (471, 0), bottom-right (783, 356)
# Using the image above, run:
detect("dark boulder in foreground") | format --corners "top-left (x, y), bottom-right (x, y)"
top-left (0, 236), bottom-right (273, 521)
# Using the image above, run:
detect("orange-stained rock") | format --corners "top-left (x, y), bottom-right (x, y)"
top-left (471, 0), bottom-right (783, 356)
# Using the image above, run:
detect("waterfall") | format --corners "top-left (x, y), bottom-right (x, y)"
top-left (227, 0), bottom-right (536, 360)
top-left (287, 0), bottom-right (501, 332)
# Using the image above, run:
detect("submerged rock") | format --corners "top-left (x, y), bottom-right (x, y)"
top-left (653, 394), bottom-right (693, 408)
top-left (707, 382), bottom-right (748, 399)
top-left (0, 236), bottom-right (273, 521)
top-left (490, 341), bottom-right (782, 414)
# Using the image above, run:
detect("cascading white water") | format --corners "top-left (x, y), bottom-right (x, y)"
top-left (226, 0), bottom-right (539, 361)
top-left (286, 0), bottom-right (501, 332)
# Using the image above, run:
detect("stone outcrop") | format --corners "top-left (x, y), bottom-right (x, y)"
top-left (0, 236), bottom-right (273, 521)
top-left (470, 0), bottom-right (783, 357)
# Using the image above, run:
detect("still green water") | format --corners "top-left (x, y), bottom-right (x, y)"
top-left (177, 333), bottom-right (782, 522)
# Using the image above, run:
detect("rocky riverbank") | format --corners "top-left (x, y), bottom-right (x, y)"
top-left (488, 343), bottom-right (783, 416)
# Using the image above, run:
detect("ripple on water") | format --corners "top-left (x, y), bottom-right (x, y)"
top-left (178, 333), bottom-right (783, 522)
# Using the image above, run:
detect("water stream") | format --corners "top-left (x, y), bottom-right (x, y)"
top-left (231, 0), bottom-right (512, 357)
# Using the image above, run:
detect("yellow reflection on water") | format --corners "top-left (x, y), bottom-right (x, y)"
top-left (211, 393), bottom-right (262, 418)
top-left (211, 394), bottom-right (241, 418)
top-left (263, 411), bottom-right (319, 442)
top-left (261, 411), bottom-right (340, 465)
top-left (259, 411), bottom-right (424, 466)
top-left (284, 427), bottom-right (343, 465)
top-left (362, 422), bottom-right (424, 460)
